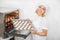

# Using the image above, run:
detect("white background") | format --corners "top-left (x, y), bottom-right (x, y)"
top-left (0, 0), bottom-right (60, 40)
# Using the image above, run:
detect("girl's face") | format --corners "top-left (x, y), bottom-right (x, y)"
top-left (36, 5), bottom-right (46, 16)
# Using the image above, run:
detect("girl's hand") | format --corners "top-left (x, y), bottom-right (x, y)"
top-left (29, 29), bottom-right (37, 34)
top-left (26, 19), bottom-right (32, 22)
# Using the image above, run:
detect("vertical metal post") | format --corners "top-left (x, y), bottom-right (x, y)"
top-left (0, 13), bottom-right (5, 37)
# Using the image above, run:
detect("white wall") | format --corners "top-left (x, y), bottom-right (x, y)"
top-left (0, 0), bottom-right (60, 40)
top-left (47, 0), bottom-right (60, 40)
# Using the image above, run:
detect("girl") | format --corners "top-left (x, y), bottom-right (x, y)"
top-left (29, 5), bottom-right (48, 40)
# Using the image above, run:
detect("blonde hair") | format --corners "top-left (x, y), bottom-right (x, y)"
top-left (36, 5), bottom-right (46, 17)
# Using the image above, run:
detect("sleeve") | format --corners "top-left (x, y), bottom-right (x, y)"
top-left (42, 18), bottom-right (48, 30)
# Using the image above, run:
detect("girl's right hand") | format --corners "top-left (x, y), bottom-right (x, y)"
top-left (29, 29), bottom-right (37, 34)
top-left (26, 19), bottom-right (32, 22)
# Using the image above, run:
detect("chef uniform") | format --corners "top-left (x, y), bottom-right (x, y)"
top-left (31, 14), bottom-right (48, 40)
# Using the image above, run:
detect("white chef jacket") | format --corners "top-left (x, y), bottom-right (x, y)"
top-left (31, 14), bottom-right (48, 40)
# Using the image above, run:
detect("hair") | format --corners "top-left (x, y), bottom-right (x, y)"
top-left (36, 5), bottom-right (46, 17)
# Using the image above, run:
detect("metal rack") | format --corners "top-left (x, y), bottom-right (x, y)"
top-left (0, 8), bottom-right (33, 40)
